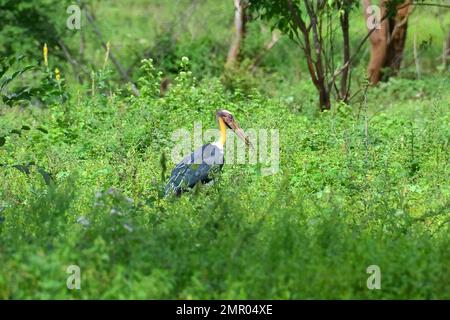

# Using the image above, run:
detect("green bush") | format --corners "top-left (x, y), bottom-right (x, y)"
top-left (0, 56), bottom-right (448, 299)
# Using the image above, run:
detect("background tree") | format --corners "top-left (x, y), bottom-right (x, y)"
top-left (363, 0), bottom-right (413, 84)
top-left (225, 0), bottom-right (249, 69)
top-left (0, 0), bottom-right (70, 58)
top-left (446, 28), bottom-right (450, 67)
top-left (249, 0), bottom-right (358, 111)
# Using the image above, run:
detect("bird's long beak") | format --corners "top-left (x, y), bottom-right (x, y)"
top-left (224, 117), bottom-right (254, 149)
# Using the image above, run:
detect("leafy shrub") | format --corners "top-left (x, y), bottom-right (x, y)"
top-left (0, 57), bottom-right (448, 299)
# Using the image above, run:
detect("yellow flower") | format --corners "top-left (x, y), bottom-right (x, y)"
top-left (55, 68), bottom-right (60, 81)
top-left (43, 43), bottom-right (48, 67)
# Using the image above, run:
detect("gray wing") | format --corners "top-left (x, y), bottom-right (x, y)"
top-left (165, 143), bottom-right (224, 196)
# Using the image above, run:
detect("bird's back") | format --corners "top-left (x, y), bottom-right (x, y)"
top-left (165, 143), bottom-right (224, 196)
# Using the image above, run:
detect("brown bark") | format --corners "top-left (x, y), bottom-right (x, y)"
top-left (286, 0), bottom-right (319, 86)
top-left (363, 0), bottom-right (412, 85)
top-left (384, 2), bottom-right (412, 77)
top-left (225, 0), bottom-right (247, 69)
top-left (85, 8), bottom-right (140, 96)
top-left (363, 0), bottom-right (389, 85)
top-left (340, 10), bottom-right (350, 102)
top-left (305, 1), bottom-right (331, 111)
top-left (286, 0), bottom-right (331, 110)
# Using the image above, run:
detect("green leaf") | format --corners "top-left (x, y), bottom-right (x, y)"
top-left (0, 65), bottom-right (35, 91)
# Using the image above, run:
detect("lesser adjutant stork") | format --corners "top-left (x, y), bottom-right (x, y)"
top-left (165, 110), bottom-right (251, 196)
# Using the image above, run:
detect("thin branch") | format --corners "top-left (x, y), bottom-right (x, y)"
top-left (286, 0), bottom-right (319, 86)
top-left (56, 39), bottom-right (90, 83)
top-left (250, 31), bottom-right (281, 72)
top-left (409, 2), bottom-right (450, 8)
top-left (327, 0), bottom-right (436, 87)
top-left (84, 7), bottom-right (140, 96)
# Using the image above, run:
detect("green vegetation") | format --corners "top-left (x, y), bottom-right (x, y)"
top-left (0, 1), bottom-right (449, 299)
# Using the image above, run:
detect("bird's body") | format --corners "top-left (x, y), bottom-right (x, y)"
top-left (165, 142), bottom-right (224, 196)
top-left (165, 110), bottom-right (250, 197)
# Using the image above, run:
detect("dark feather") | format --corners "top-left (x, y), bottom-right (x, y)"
top-left (165, 143), bottom-right (224, 196)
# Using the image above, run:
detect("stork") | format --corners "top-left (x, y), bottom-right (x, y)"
top-left (165, 110), bottom-right (251, 196)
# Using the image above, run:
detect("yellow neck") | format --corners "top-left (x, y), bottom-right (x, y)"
top-left (218, 118), bottom-right (227, 146)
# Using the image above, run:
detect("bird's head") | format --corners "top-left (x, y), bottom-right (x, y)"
top-left (216, 109), bottom-right (253, 148)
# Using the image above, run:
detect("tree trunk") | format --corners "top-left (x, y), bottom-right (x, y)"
top-left (318, 84), bottom-right (331, 111)
top-left (364, 0), bottom-right (389, 85)
top-left (340, 9), bottom-right (350, 102)
top-left (383, 1), bottom-right (411, 78)
top-left (225, 0), bottom-right (247, 69)
top-left (363, 0), bottom-right (412, 84)
top-left (304, 1), bottom-right (331, 111)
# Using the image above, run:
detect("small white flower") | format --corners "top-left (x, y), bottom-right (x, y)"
top-left (110, 208), bottom-right (122, 216)
top-left (123, 223), bottom-right (133, 232)
top-left (125, 197), bottom-right (133, 204)
top-left (77, 216), bottom-right (90, 227)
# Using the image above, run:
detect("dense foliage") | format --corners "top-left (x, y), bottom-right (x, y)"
top-left (0, 1), bottom-right (449, 299)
